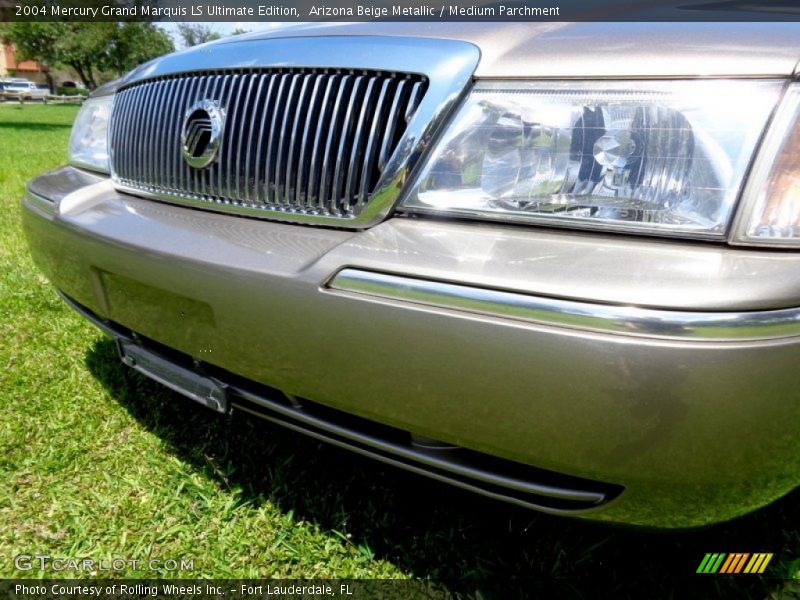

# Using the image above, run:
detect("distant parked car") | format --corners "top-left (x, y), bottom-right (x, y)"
top-left (4, 81), bottom-right (49, 101)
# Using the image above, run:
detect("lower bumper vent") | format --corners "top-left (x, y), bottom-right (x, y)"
top-left (61, 291), bottom-right (624, 515)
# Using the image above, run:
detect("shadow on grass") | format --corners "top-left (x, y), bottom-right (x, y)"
top-left (85, 338), bottom-right (798, 598)
top-left (0, 120), bottom-right (73, 132)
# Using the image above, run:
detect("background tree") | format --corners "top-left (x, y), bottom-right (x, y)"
top-left (105, 22), bottom-right (175, 76)
top-left (0, 22), bottom-right (62, 90)
top-left (0, 22), bottom-right (174, 90)
top-left (176, 23), bottom-right (221, 48)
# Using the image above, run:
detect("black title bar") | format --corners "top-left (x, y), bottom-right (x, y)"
top-left (2, 0), bottom-right (800, 21)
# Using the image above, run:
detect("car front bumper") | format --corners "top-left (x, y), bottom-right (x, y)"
top-left (21, 166), bottom-right (800, 527)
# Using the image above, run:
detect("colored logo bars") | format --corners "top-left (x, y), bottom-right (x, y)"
top-left (697, 553), bottom-right (773, 574)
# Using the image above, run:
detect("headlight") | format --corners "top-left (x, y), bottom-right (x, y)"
top-left (68, 95), bottom-right (113, 173)
top-left (400, 80), bottom-right (782, 239)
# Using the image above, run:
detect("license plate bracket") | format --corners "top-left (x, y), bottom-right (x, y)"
top-left (116, 339), bottom-right (229, 413)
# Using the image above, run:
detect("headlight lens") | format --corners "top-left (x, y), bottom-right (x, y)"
top-left (400, 80), bottom-right (782, 238)
top-left (68, 95), bottom-right (113, 173)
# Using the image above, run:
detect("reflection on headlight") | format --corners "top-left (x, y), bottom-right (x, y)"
top-left (402, 80), bottom-right (782, 238)
top-left (68, 95), bottom-right (113, 173)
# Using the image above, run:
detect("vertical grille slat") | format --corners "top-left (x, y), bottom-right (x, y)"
top-left (243, 74), bottom-right (269, 205)
top-left (306, 75), bottom-right (339, 211)
top-left (294, 74), bottom-right (325, 208)
top-left (136, 83), bottom-right (149, 182)
top-left (140, 82), bottom-right (155, 185)
top-left (378, 79), bottom-right (408, 172)
top-left (221, 74), bottom-right (241, 200)
top-left (333, 75), bottom-right (366, 215)
top-left (159, 80), bottom-right (175, 189)
top-left (357, 78), bottom-right (392, 211)
top-left (135, 82), bottom-right (148, 186)
top-left (152, 79), bottom-right (170, 189)
top-left (209, 74), bottom-right (226, 198)
top-left (192, 76), bottom-right (211, 197)
top-left (344, 76), bottom-right (378, 214)
top-left (133, 83), bottom-right (149, 187)
top-left (178, 77), bottom-right (200, 193)
top-left (109, 92), bottom-right (126, 176)
top-left (253, 75), bottom-right (279, 205)
top-left (274, 73), bottom-right (302, 208)
top-left (285, 73), bottom-right (314, 209)
top-left (319, 74), bottom-right (352, 214)
top-left (264, 73), bottom-right (290, 206)
top-left (405, 80), bottom-right (425, 123)
top-left (234, 73), bottom-right (258, 203)
top-left (110, 68), bottom-right (427, 221)
top-left (150, 81), bottom-right (166, 186)
top-left (170, 78), bottom-right (189, 191)
top-left (160, 79), bottom-right (174, 190)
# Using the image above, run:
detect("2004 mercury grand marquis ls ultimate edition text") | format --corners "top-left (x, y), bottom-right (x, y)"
top-left (21, 21), bottom-right (800, 527)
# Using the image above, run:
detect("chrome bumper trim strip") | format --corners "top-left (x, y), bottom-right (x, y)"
top-left (329, 268), bottom-right (800, 341)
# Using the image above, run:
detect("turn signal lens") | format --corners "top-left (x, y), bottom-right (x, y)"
top-left (734, 86), bottom-right (800, 246)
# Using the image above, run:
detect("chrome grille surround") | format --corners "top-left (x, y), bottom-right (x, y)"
top-left (109, 37), bottom-right (480, 227)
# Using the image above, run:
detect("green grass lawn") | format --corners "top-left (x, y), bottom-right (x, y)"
top-left (2, 103), bottom-right (800, 597)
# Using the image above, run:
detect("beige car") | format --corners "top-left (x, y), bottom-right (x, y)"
top-left (21, 22), bottom-right (800, 528)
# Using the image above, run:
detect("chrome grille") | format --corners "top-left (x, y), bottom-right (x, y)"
top-left (109, 69), bottom-right (427, 219)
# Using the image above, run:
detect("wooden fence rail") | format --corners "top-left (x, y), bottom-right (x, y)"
top-left (1, 93), bottom-right (86, 105)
